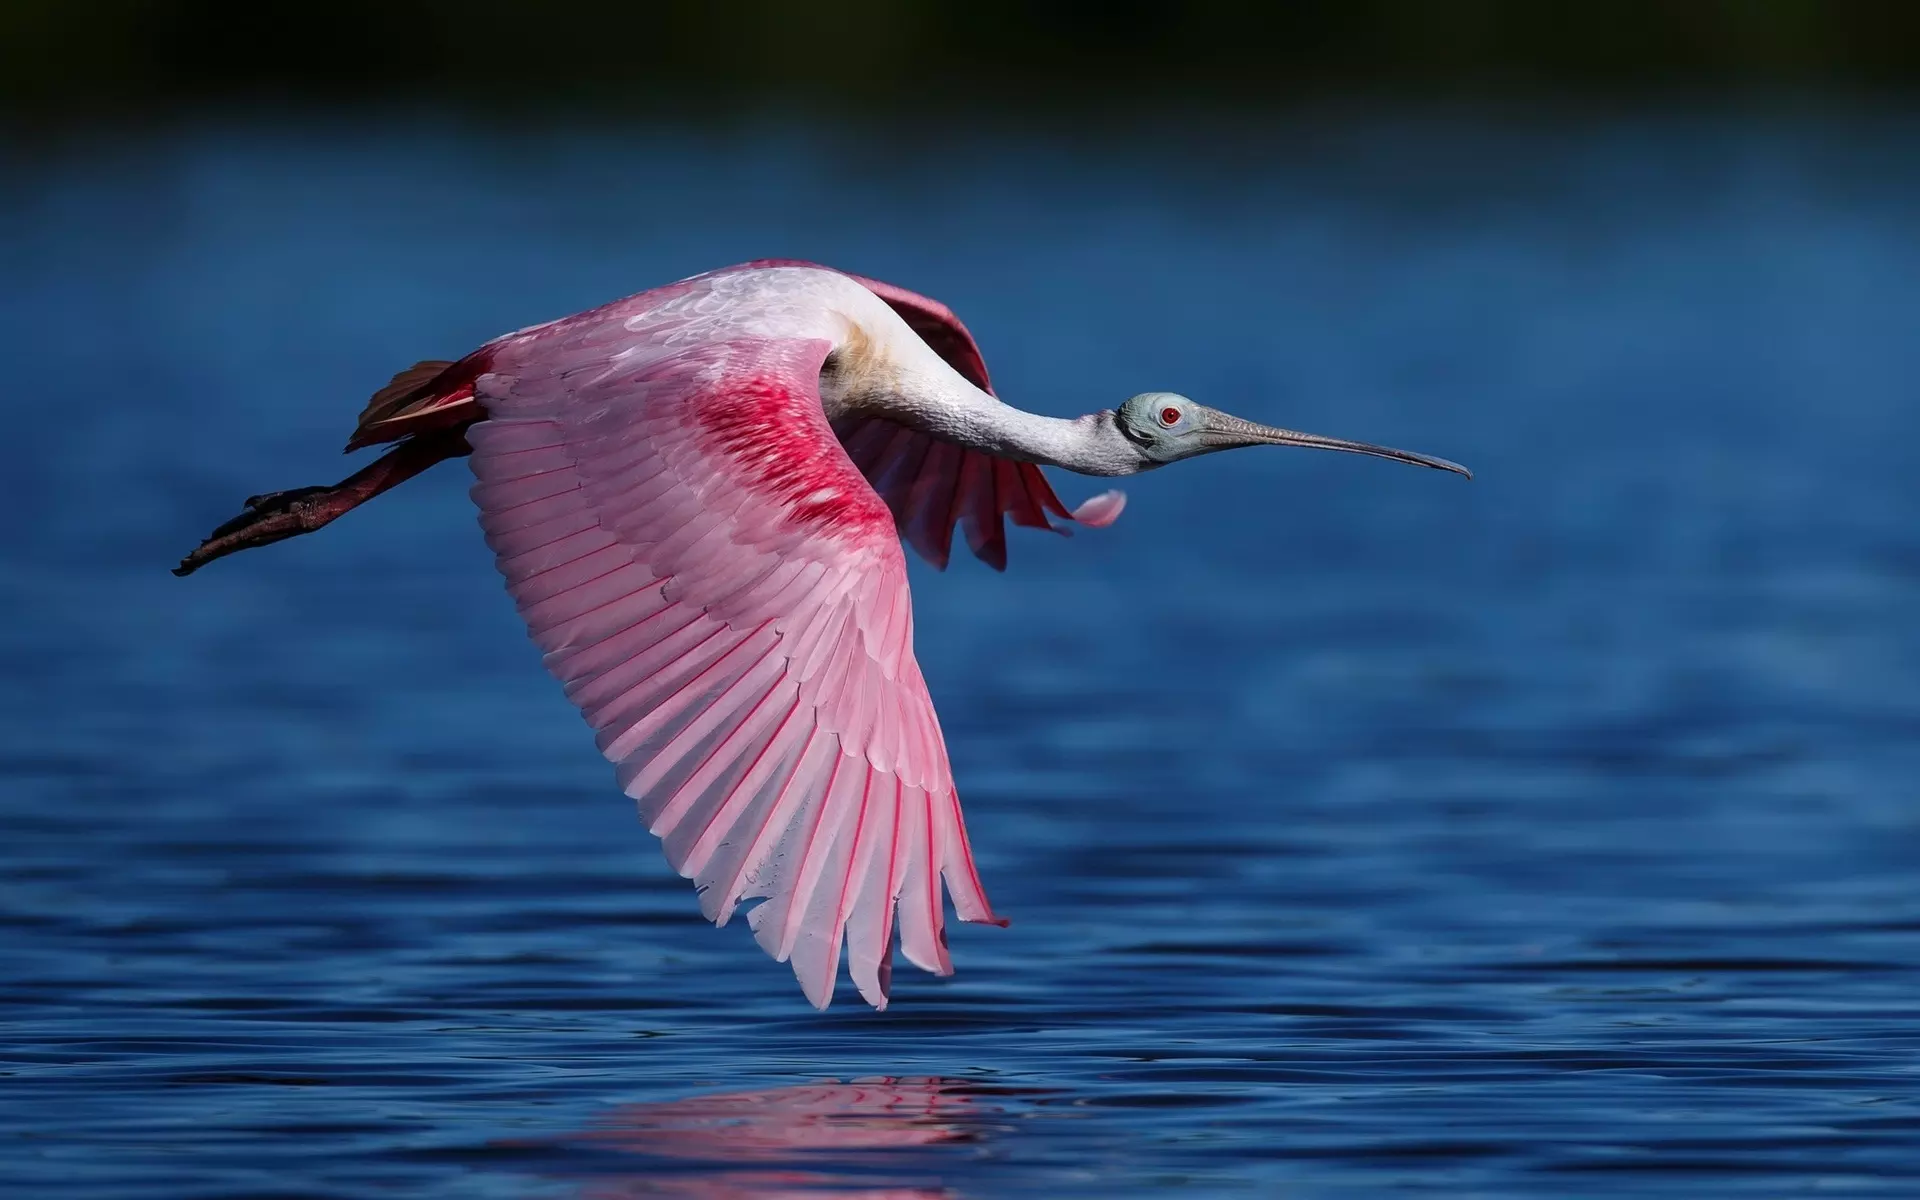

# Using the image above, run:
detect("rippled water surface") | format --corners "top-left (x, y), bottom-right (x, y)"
top-left (5, 116), bottom-right (1920, 1196)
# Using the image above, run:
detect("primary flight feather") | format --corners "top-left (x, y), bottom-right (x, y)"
top-left (178, 260), bottom-right (1467, 1009)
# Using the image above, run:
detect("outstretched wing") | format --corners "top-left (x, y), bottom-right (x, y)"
top-left (466, 331), bottom-right (1001, 1010)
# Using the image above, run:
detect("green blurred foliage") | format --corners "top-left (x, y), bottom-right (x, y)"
top-left (4, 0), bottom-right (1918, 117)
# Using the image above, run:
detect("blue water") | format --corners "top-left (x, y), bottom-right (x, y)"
top-left (5, 115), bottom-right (1920, 1197)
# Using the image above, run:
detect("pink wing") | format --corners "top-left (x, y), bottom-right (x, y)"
top-left (754, 261), bottom-right (1125, 570)
top-left (835, 416), bottom-right (1124, 570)
top-left (466, 332), bottom-right (1001, 1010)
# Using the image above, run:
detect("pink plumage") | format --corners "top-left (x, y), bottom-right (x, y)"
top-left (459, 263), bottom-right (1087, 1008)
top-left (177, 258), bottom-right (1466, 1011)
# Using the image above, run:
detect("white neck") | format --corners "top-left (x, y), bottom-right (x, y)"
top-left (828, 331), bottom-right (1146, 477)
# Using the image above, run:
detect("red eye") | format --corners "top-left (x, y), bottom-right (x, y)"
top-left (1158, 406), bottom-right (1182, 427)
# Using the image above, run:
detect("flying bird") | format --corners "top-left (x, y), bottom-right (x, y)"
top-left (176, 260), bottom-right (1468, 1009)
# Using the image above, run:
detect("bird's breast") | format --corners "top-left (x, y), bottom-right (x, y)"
top-left (816, 318), bottom-right (901, 423)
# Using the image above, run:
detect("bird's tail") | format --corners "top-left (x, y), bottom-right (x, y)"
top-left (173, 430), bottom-right (469, 577)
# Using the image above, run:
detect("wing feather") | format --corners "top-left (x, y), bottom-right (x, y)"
top-left (465, 305), bottom-right (1000, 1009)
top-left (716, 725), bottom-right (829, 926)
top-left (893, 788), bottom-right (951, 975)
top-left (787, 757), bottom-right (871, 1007)
top-left (678, 683), bottom-right (807, 882)
top-left (628, 627), bottom-right (786, 806)
top-left (844, 779), bottom-right (904, 1007)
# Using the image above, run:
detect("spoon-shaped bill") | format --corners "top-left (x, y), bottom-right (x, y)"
top-left (1197, 409), bottom-right (1472, 478)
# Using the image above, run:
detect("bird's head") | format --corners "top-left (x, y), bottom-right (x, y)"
top-left (1109, 392), bottom-right (1471, 479)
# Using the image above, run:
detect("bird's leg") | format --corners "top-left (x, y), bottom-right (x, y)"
top-left (173, 429), bottom-right (471, 577)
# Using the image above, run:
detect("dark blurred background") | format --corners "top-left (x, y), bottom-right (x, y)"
top-left (7, 4), bottom-right (1920, 1198)
top-left (5, 0), bottom-right (1920, 121)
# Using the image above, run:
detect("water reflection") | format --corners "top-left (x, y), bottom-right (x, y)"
top-left (528, 1078), bottom-right (993, 1198)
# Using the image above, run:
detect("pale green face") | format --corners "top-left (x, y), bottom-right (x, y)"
top-left (1115, 392), bottom-right (1204, 463)
top-left (1116, 391), bottom-right (1472, 477)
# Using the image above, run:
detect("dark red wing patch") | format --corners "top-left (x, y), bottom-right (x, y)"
top-left (693, 370), bottom-right (895, 544)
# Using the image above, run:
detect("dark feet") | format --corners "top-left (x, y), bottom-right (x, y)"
top-left (173, 486), bottom-right (338, 577)
top-left (173, 429), bottom-right (473, 579)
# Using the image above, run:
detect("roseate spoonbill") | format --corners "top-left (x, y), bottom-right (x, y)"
top-left (176, 260), bottom-right (1468, 1010)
